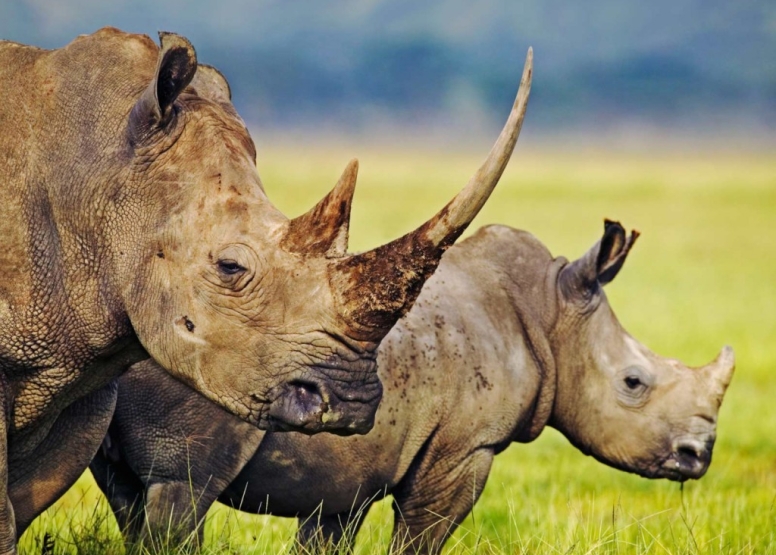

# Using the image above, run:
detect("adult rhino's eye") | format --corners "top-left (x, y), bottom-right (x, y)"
top-left (217, 259), bottom-right (246, 276)
top-left (211, 245), bottom-right (257, 291)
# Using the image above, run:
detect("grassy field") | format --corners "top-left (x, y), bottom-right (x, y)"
top-left (18, 142), bottom-right (776, 554)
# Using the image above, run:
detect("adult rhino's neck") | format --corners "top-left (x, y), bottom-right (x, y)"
top-left (20, 30), bottom-right (163, 354)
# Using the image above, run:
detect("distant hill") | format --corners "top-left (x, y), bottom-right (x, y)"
top-left (2, 0), bottom-right (773, 135)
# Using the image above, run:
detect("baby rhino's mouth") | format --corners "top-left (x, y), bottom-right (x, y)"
top-left (659, 437), bottom-right (714, 482)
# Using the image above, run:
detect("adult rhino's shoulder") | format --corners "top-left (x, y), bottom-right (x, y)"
top-left (66, 26), bottom-right (158, 56)
top-left (1, 27), bottom-right (159, 79)
top-left (0, 40), bottom-right (41, 51)
top-left (79, 26), bottom-right (156, 45)
top-left (0, 39), bottom-right (46, 63)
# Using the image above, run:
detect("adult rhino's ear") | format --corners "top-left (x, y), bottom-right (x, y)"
top-left (129, 32), bottom-right (197, 140)
top-left (560, 219), bottom-right (639, 300)
top-left (190, 64), bottom-right (231, 104)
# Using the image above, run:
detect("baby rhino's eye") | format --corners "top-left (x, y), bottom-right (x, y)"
top-left (624, 376), bottom-right (642, 390)
top-left (615, 365), bottom-right (653, 407)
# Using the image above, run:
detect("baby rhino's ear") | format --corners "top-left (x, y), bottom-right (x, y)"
top-left (595, 219), bottom-right (640, 285)
top-left (560, 219), bottom-right (639, 300)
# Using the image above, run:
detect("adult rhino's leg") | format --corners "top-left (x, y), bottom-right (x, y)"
top-left (0, 380), bottom-right (17, 555)
top-left (101, 359), bottom-right (265, 548)
top-left (89, 432), bottom-right (147, 541)
top-left (92, 457), bottom-right (208, 548)
top-left (297, 505), bottom-right (371, 554)
top-left (390, 447), bottom-right (494, 555)
top-left (141, 477), bottom-right (231, 550)
top-left (8, 382), bottom-right (118, 537)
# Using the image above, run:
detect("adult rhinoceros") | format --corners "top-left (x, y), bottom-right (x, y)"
top-left (93, 221), bottom-right (735, 554)
top-left (0, 28), bottom-right (532, 552)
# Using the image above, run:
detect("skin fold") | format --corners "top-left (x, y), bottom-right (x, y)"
top-left (93, 221), bottom-right (735, 554)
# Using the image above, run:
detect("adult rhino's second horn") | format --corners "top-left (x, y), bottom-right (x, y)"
top-left (331, 48), bottom-right (534, 341)
top-left (282, 160), bottom-right (358, 257)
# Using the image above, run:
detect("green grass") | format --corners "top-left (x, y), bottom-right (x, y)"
top-left (18, 144), bottom-right (776, 554)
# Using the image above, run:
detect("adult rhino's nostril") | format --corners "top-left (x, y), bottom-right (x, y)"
top-left (265, 380), bottom-right (327, 433)
top-left (290, 382), bottom-right (327, 406)
top-left (288, 380), bottom-right (327, 413)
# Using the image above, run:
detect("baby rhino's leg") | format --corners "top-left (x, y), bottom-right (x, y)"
top-left (391, 447), bottom-right (495, 555)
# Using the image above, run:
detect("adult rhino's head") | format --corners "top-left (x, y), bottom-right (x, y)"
top-left (121, 33), bottom-right (533, 435)
top-left (548, 221), bottom-right (734, 481)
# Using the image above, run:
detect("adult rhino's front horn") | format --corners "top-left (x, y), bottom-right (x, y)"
top-left (286, 49), bottom-right (532, 341)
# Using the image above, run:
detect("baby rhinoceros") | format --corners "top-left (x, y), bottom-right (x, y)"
top-left (92, 221), bottom-right (735, 555)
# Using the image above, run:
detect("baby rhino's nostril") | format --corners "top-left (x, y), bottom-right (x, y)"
top-left (677, 444), bottom-right (701, 461)
top-left (672, 437), bottom-right (712, 474)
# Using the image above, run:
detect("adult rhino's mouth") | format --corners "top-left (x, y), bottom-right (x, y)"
top-left (261, 369), bottom-right (383, 436)
top-left (265, 380), bottom-right (329, 433)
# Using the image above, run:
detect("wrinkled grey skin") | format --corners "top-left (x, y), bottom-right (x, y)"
top-left (0, 29), bottom-right (532, 553)
top-left (93, 221), bottom-right (735, 554)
